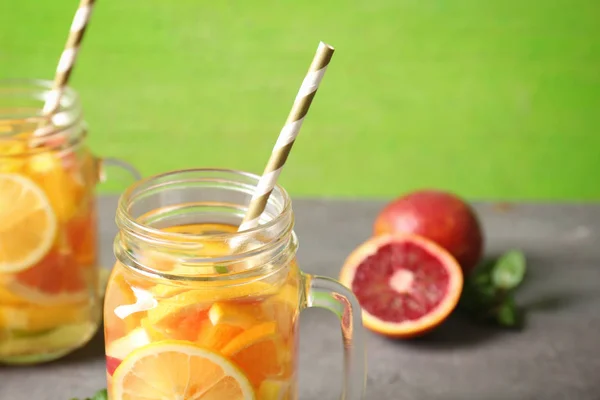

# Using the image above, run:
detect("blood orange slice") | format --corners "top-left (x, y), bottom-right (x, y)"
top-left (340, 234), bottom-right (463, 338)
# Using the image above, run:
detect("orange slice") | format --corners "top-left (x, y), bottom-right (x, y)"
top-left (146, 289), bottom-right (211, 326)
top-left (111, 340), bottom-right (255, 400)
top-left (208, 302), bottom-right (264, 329)
top-left (0, 173), bottom-right (57, 273)
top-left (196, 320), bottom-right (243, 351)
top-left (27, 152), bottom-right (85, 222)
top-left (222, 321), bottom-right (286, 388)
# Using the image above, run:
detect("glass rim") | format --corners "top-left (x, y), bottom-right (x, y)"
top-left (116, 167), bottom-right (293, 243)
top-left (0, 78), bottom-right (84, 148)
top-left (114, 168), bottom-right (297, 282)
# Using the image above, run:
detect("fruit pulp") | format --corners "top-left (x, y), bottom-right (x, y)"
top-left (0, 132), bottom-right (100, 364)
top-left (340, 234), bottom-right (463, 338)
top-left (104, 222), bottom-right (300, 400)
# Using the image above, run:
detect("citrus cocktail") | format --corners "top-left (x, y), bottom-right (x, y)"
top-left (104, 169), bottom-right (366, 400)
top-left (0, 80), bottom-right (101, 364)
top-left (105, 223), bottom-right (299, 399)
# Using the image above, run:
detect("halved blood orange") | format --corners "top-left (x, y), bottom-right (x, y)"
top-left (339, 234), bottom-right (463, 338)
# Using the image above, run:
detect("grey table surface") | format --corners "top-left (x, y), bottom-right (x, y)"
top-left (1, 196), bottom-right (600, 400)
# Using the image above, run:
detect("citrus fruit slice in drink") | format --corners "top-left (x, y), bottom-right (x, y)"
top-left (0, 323), bottom-right (92, 359)
top-left (104, 270), bottom-right (145, 343)
top-left (0, 140), bottom-right (27, 173)
top-left (196, 321), bottom-right (243, 351)
top-left (208, 302), bottom-right (265, 329)
top-left (0, 173), bottom-right (57, 273)
top-left (1, 250), bottom-right (87, 305)
top-left (0, 302), bottom-right (87, 332)
top-left (261, 284), bottom-right (298, 339)
top-left (257, 379), bottom-right (289, 400)
top-left (105, 327), bottom-right (150, 374)
top-left (339, 234), bottom-right (463, 338)
top-left (27, 152), bottom-right (85, 222)
top-left (66, 200), bottom-right (97, 267)
top-left (111, 341), bottom-right (255, 400)
top-left (222, 321), bottom-right (286, 388)
top-left (144, 290), bottom-right (211, 341)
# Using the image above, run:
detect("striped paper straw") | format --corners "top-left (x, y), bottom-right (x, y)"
top-left (238, 41), bottom-right (335, 232)
top-left (34, 0), bottom-right (96, 137)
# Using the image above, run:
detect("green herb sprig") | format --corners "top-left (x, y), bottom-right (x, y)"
top-left (458, 250), bottom-right (527, 328)
top-left (70, 389), bottom-right (108, 400)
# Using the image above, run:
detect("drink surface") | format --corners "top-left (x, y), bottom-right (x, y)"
top-left (104, 222), bottom-right (300, 400)
top-left (0, 130), bottom-right (99, 364)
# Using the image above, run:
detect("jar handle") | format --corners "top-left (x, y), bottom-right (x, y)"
top-left (95, 156), bottom-right (141, 185)
top-left (302, 273), bottom-right (367, 400)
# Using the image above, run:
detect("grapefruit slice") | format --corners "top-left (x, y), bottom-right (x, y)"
top-left (111, 340), bottom-right (255, 400)
top-left (0, 173), bottom-right (57, 273)
top-left (339, 234), bottom-right (463, 338)
top-left (1, 249), bottom-right (88, 305)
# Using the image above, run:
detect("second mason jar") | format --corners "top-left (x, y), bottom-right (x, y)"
top-left (0, 79), bottom-right (137, 364)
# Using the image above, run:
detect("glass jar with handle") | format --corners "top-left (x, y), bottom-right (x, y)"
top-left (0, 78), bottom-right (140, 364)
top-left (105, 168), bottom-right (366, 400)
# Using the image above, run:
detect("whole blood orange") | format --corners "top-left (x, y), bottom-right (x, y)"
top-left (373, 190), bottom-right (483, 274)
top-left (340, 234), bottom-right (463, 338)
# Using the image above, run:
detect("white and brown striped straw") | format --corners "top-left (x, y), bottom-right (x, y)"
top-left (34, 0), bottom-right (96, 137)
top-left (238, 41), bottom-right (335, 232)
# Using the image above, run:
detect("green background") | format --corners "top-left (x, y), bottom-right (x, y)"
top-left (2, 0), bottom-right (599, 200)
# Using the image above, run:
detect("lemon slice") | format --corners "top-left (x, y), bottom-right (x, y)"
top-left (111, 340), bottom-right (255, 400)
top-left (0, 173), bottom-right (57, 273)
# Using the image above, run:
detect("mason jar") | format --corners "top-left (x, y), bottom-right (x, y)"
top-left (0, 79), bottom-right (139, 364)
top-left (104, 168), bottom-right (366, 400)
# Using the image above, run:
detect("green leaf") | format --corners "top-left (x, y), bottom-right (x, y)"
top-left (69, 388), bottom-right (108, 400)
top-left (458, 250), bottom-right (527, 329)
top-left (491, 250), bottom-right (526, 290)
top-left (93, 389), bottom-right (108, 400)
top-left (496, 295), bottom-right (519, 327)
top-left (214, 265), bottom-right (228, 274)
